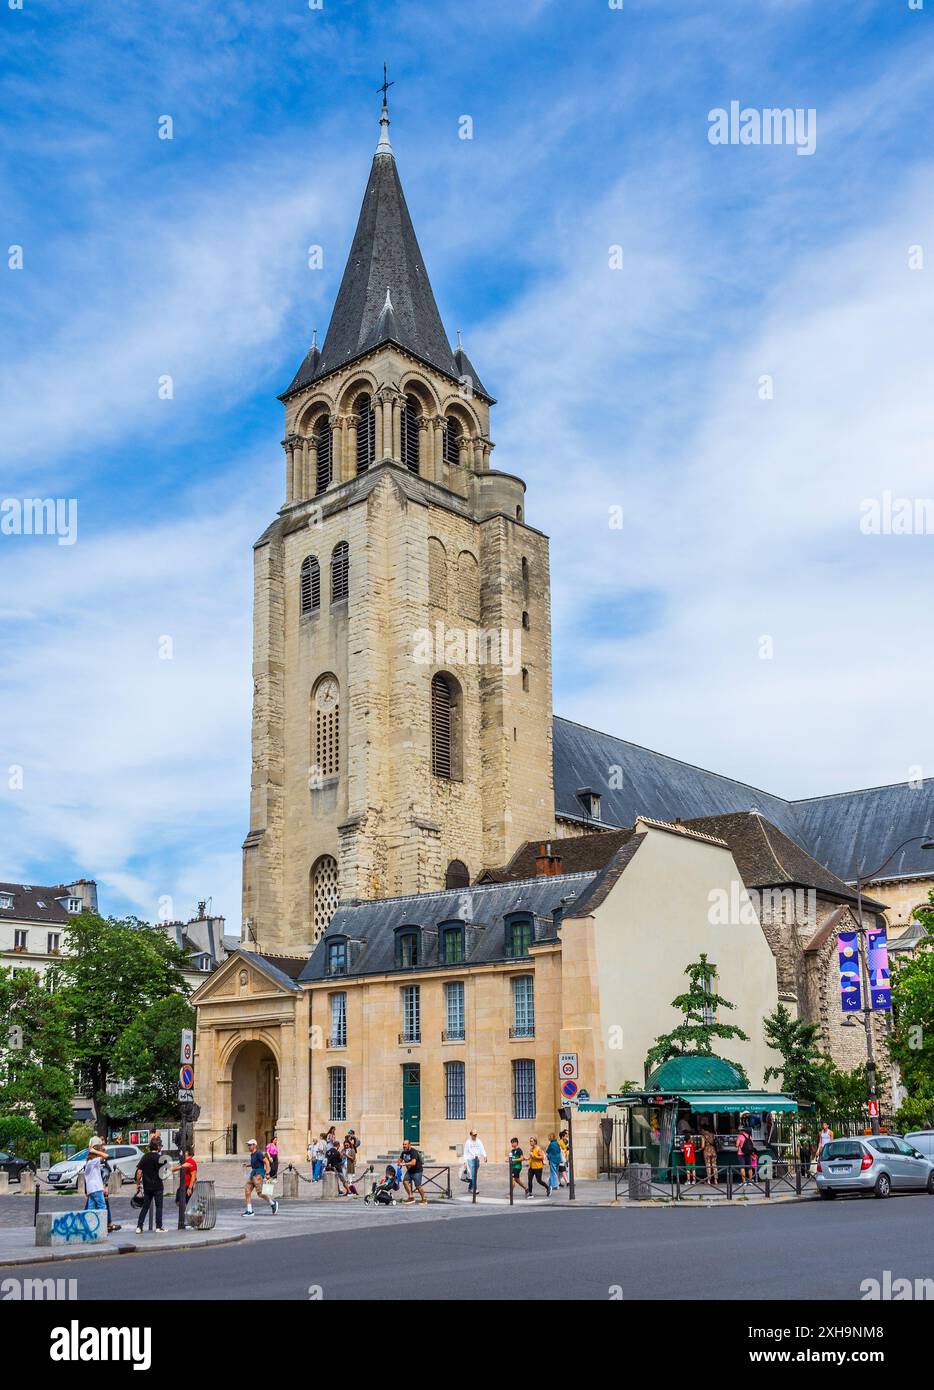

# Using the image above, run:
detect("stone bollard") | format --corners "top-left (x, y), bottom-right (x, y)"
top-left (0, 1172), bottom-right (9, 1195)
top-left (628, 1163), bottom-right (652, 1201)
top-left (321, 1169), bottom-right (340, 1200)
top-left (281, 1169), bottom-right (299, 1199)
top-left (19, 1170), bottom-right (36, 1195)
top-left (75, 1171), bottom-right (86, 1196)
top-left (36, 1209), bottom-right (107, 1247)
top-left (40, 1152), bottom-right (51, 1172)
top-left (106, 1168), bottom-right (122, 1196)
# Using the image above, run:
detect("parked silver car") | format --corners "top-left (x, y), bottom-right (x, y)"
top-left (816, 1135), bottom-right (934, 1199)
top-left (905, 1130), bottom-right (934, 1159)
top-left (47, 1143), bottom-right (144, 1188)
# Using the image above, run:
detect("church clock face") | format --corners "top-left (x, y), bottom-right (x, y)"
top-left (317, 676), bottom-right (339, 711)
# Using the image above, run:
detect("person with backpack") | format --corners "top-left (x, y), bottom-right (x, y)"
top-left (243, 1139), bottom-right (278, 1216)
top-left (508, 1139), bottom-right (525, 1199)
top-left (134, 1139), bottom-right (168, 1233)
top-left (527, 1137), bottom-right (549, 1196)
top-left (736, 1127), bottom-right (755, 1184)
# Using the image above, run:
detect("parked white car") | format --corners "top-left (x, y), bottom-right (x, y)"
top-left (47, 1143), bottom-right (144, 1188)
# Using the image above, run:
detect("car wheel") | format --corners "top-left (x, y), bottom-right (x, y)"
top-left (926, 1172), bottom-right (934, 1195)
top-left (819, 1188), bottom-right (835, 1200)
top-left (874, 1173), bottom-right (891, 1198)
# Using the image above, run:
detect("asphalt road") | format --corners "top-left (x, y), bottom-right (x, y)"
top-left (9, 1193), bottom-right (934, 1301)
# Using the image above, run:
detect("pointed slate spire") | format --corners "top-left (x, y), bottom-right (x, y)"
top-left (452, 330), bottom-right (490, 401)
top-left (282, 91), bottom-right (492, 401)
top-left (284, 328), bottom-right (321, 395)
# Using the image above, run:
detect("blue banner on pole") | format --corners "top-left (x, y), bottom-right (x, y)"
top-left (837, 930), bottom-right (861, 1012)
top-left (867, 925), bottom-right (891, 1011)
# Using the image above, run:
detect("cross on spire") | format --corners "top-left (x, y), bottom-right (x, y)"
top-left (377, 62), bottom-right (394, 108)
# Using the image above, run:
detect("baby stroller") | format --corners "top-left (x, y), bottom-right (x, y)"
top-left (363, 1164), bottom-right (399, 1206)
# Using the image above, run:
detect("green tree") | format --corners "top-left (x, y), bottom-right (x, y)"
top-left (813, 1060), bottom-right (869, 1115)
top-left (762, 1003), bottom-right (828, 1102)
top-left (0, 1114), bottom-right (44, 1162)
top-left (0, 967), bottom-right (74, 1135)
top-left (646, 953), bottom-right (749, 1073)
top-left (888, 911), bottom-right (934, 1102)
top-left (110, 995), bottom-right (196, 1124)
top-left (54, 914), bottom-right (190, 1129)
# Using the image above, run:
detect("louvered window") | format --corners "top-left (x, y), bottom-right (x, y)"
top-left (355, 394), bottom-right (375, 473)
top-left (315, 419), bottom-right (332, 494)
top-left (445, 859), bottom-right (469, 890)
top-left (331, 542), bottom-right (349, 603)
top-left (431, 673), bottom-right (452, 778)
top-left (444, 416), bottom-right (461, 467)
top-left (300, 555), bottom-right (320, 615)
top-left (402, 394), bottom-right (420, 473)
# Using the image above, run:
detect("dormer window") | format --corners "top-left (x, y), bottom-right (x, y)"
top-left (0, 893), bottom-right (13, 910)
top-left (577, 787), bottom-right (601, 820)
top-left (440, 923), bottom-right (465, 965)
top-left (327, 937), bottom-right (348, 977)
top-left (395, 927), bottom-right (420, 970)
top-left (505, 914), bottom-right (534, 959)
top-left (67, 896), bottom-right (83, 915)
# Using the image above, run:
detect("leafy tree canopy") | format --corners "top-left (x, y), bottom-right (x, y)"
top-left (110, 995), bottom-right (196, 1124)
top-left (0, 967), bottom-right (74, 1135)
top-left (763, 1003), bottom-right (828, 1102)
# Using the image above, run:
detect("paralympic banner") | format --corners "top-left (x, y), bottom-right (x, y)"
top-left (866, 924), bottom-right (891, 1011)
top-left (837, 930), bottom-right (862, 1012)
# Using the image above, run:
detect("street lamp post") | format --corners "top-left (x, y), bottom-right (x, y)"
top-left (850, 835), bottom-right (934, 1135)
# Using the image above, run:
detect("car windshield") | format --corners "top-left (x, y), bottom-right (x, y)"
top-left (65, 1148), bottom-right (90, 1163)
top-left (822, 1141), bottom-right (863, 1160)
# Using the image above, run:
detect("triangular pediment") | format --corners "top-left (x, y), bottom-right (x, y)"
top-left (191, 950), bottom-right (304, 1005)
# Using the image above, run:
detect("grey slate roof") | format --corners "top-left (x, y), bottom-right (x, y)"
top-left (298, 873), bottom-right (597, 983)
top-left (551, 716), bottom-right (934, 883)
top-left (284, 139), bottom-right (490, 400)
top-left (0, 882), bottom-right (73, 925)
top-left (238, 949), bottom-right (304, 992)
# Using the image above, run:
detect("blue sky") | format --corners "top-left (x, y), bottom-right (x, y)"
top-left (1, 0), bottom-right (932, 929)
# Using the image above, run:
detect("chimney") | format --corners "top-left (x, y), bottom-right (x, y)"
top-left (535, 842), bottom-right (563, 877)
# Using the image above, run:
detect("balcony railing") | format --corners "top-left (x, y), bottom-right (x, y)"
top-left (509, 1026), bottom-right (535, 1039)
top-left (398, 1031), bottom-right (421, 1045)
top-left (441, 1029), bottom-right (465, 1042)
top-left (326, 1037), bottom-right (346, 1049)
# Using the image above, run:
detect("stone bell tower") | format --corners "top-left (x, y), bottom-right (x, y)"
top-left (242, 91), bottom-right (555, 955)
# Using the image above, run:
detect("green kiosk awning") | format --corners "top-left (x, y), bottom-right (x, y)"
top-left (685, 1092), bottom-right (798, 1113)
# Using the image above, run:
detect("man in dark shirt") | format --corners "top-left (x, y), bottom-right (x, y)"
top-left (400, 1139), bottom-right (427, 1205)
top-left (134, 1141), bottom-right (167, 1233)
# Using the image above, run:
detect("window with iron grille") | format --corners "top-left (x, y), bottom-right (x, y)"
top-left (513, 1059), bottom-right (536, 1120)
top-left (300, 555), bottom-right (320, 615)
top-left (326, 937), bottom-right (347, 975)
top-left (445, 1061), bottom-right (466, 1121)
top-left (313, 856), bottom-right (340, 939)
top-left (331, 541), bottom-right (349, 603)
top-left (401, 394), bottom-right (420, 473)
top-left (329, 991), bottom-right (347, 1047)
top-left (507, 917), bottom-right (533, 958)
top-left (431, 673), bottom-right (453, 778)
top-left (328, 1066), bottom-right (346, 1122)
top-left (512, 975), bottom-right (535, 1037)
top-left (315, 420), bottom-right (332, 494)
top-left (445, 980), bottom-right (465, 1040)
top-left (355, 393), bottom-right (375, 472)
top-left (396, 928), bottom-right (419, 970)
top-left (401, 985), bottom-right (420, 1043)
top-left (442, 925), bottom-right (464, 964)
top-left (444, 415), bottom-right (461, 467)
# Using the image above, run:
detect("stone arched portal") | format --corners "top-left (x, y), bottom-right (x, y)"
top-left (229, 1040), bottom-right (279, 1152)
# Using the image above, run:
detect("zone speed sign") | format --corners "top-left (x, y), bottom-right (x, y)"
top-left (558, 1052), bottom-right (579, 1082)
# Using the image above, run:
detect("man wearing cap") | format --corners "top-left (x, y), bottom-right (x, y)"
top-left (462, 1130), bottom-right (487, 1193)
top-left (243, 1139), bottom-right (278, 1217)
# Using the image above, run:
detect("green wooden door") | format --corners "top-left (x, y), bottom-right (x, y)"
top-left (402, 1064), bottom-right (421, 1142)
